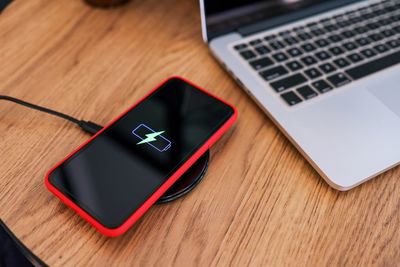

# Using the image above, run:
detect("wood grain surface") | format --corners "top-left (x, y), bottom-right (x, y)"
top-left (1, 0), bottom-right (400, 266)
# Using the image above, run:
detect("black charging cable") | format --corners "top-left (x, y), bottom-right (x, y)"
top-left (0, 95), bottom-right (103, 135)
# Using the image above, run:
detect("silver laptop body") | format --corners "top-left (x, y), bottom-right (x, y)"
top-left (200, 0), bottom-right (400, 190)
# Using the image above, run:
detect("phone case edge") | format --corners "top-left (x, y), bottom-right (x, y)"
top-left (45, 76), bottom-right (238, 237)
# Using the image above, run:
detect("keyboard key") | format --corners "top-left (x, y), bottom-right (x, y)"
top-left (315, 38), bottom-right (330, 47)
top-left (281, 91), bottom-right (303, 106)
top-left (260, 66), bottom-right (288, 81)
top-left (358, 7), bottom-right (370, 15)
top-left (320, 18), bottom-right (331, 24)
top-left (304, 68), bottom-right (322, 79)
top-left (366, 22), bottom-right (380, 30)
top-left (234, 44), bottom-right (248, 50)
top-left (287, 47), bottom-right (303, 57)
top-left (381, 29), bottom-right (395, 37)
top-left (334, 14), bottom-right (345, 21)
top-left (387, 39), bottom-right (400, 48)
top-left (361, 12), bottom-right (374, 20)
top-left (269, 41), bottom-right (286, 50)
top-left (249, 57), bottom-right (274, 70)
top-left (249, 39), bottom-right (262, 46)
top-left (325, 24), bottom-right (339, 32)
top-left (343, 42), bottom-right (358, 51)
top-left (264, 35), bottom-right (277, 41)
top-left (373, 44), bottom-right (389, 53)
top-left (270, 73), bottom-right (307, 92)
top-left (333, 58), bottom-right (351, 68)
top-left (347, 53), bottom-right (364, 63)
top-left (393, 14), bottom-right (400, 22)
top-left (360, 48), bottom-right (377, 58)
top-left (378, 19), bottom-right (392, 27)
top-left (306, 22), bottom-right (318, 29)
top-left (354, 26), bottom-right (369, 34)
top-left (327, 73), bottom-right (352, 87)
top-left (337, 20), bottom-right (352, 28)
top-left (349, 16), bottom-right (363, 24)
top-left (272, 52), bottom-right (289, 62)
top-left (312, 80), bottom-right (333, 93)
top-left (329, 46), bottom-right (345, 56)
top-left (240, 50), bottom-right (257, 60)
top-left (341, 30), bottom-right (355, 38)
top-left (297, 85), bottom-right (318, 100)
top-left (328, 34), bottom-right (343, 43)
top-left (286, 60), bottom-right (304, 71)
top-left (346, 50), bottom-right (400, 80)
top-left (293, 26), bottom-right (306, 33)
top-left (283, 36), bottom-right (298, 46)
top-left (301, 43), bottom-right (317, 52)
top-left (297, 32), bottom-right (313, 41)
top-left (375, 9), bottom-right (387, 16)
top-left (355, 37), bottom-right (371, 46)
top-left (255, 45), bottom-right (271, 55)
top-left (368, 33), bottom-right (384, 41)
top-left (319, 63), bottom-right (337, 74)
top-left (315, 51), bottom-right (331, 61)
top-left (301, 56), bottom-right (317, 66)
top-left (384, 4), bottom-right (396, 12)
top-left (311, 28), bottom-right (326, 37)
top-left (279, 30), bottom-right (291, 36)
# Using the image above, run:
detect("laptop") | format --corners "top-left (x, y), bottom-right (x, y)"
top-left (200, 0), bottom-right (400, 190)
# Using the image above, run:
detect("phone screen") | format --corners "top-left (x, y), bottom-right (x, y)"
top-left (48, 78), bottom-right (234, 228)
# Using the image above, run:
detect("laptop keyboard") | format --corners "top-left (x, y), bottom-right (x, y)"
top-left (233, 0), bottom-right (400, 106)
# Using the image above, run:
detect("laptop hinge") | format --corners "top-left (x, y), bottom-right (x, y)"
top-left (237, 0), bottom-right (362, 37)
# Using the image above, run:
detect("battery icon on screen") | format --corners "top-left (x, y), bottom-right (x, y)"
top-left (132, 124), bottom-right (171, 152)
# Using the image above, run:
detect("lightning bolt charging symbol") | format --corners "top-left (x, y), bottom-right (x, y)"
top-left (137, 131), bottom-right (165, 145)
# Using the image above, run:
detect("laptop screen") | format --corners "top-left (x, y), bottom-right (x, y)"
top-left (202, 0), bottom-right (358, 40)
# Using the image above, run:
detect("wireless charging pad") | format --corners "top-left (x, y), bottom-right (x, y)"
top-left (87, 127), bottom-right (209, 205)
top-left (156, 150), bottom-right (210, 204)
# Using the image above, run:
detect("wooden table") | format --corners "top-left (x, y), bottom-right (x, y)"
top-left (1, 0), bottom-right (400, 266)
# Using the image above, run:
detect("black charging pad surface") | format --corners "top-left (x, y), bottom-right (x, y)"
top-left (156, 150), bottom-right (210, 204)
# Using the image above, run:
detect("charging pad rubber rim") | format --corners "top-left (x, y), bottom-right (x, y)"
top-left (156, 150), bottom-right (210, 204)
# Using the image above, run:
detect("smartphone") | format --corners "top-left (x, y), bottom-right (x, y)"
top-left (45, 77), bottom-right (237, 237)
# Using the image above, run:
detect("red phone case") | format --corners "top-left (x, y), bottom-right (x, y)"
top-left (45, 76), bottom-right (238, 237)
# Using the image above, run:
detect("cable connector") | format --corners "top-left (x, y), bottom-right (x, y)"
top-left (1, 95), bottom-right (104, 136)
top-left (78, 120), bottom-right (103, 135)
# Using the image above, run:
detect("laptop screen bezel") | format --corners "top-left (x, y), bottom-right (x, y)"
top-left (200, 0), bottom-right (363, 42)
